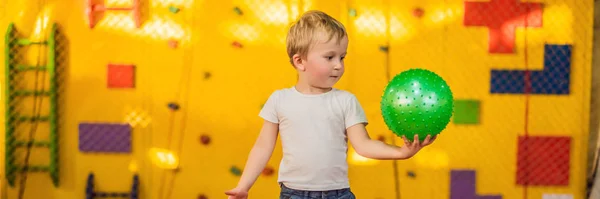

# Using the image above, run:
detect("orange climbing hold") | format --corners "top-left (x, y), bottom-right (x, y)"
top-left (262, 167), bottom-right (275, 176)
top-left (413, 8), bottom-right (424, 18)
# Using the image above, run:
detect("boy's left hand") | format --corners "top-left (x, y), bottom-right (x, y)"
top-left (398, 134), bottom-right (436, 159)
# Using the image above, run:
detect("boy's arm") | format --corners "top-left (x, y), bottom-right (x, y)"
top-left (234, 120), bottom-right (279, 191)
top-left (347, 123), bottom-right (435, 160)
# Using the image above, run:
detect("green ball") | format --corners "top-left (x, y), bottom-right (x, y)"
top-left (380, 68), bottom-right (454, 142)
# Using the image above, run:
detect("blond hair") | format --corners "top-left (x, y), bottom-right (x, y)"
top-left (286, 10), bottom-right (347, 66)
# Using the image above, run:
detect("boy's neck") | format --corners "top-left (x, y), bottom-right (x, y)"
top-left (294, 83), bottom-right (333, 95)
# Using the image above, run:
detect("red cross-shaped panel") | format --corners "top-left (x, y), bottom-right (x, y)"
top-left (464, 0), bottom-right (543, 54)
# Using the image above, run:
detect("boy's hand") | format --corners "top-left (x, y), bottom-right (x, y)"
top-left (225, 187), bottom-right (248, 199)
top-left (398, 134), bottom-right (436, 159)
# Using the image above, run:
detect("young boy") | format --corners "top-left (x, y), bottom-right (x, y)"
top-left (225, 10), bottom-right (436, 199)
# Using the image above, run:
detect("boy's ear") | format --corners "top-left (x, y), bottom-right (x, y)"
top-left (292, 54), bottom-right (305, 71)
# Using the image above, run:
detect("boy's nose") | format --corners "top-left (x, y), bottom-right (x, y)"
top-left (334, 63), bottom-right (342, 70)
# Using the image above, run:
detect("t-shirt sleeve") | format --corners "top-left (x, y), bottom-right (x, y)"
top-left (259, 91), bottom-right (280, 124)
top-left (345, 94), bottom-right (368, 129)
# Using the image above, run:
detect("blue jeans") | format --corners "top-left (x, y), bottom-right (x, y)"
top-left (279, 183), bottom-right (356, 199)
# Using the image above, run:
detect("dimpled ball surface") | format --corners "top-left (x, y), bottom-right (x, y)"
top-left (381, 68), bottom-right (454, 142)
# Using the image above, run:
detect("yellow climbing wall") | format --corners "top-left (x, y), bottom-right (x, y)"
top-left (0, 0), bottom-right (593, 199)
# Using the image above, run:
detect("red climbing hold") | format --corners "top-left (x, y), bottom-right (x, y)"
top-left (197, 194), bottom-right (208, 199)
top-left (412, 8), bottom-right (424, 18)
top-left (199, 135), bottom-right (211, 145)
top-left (168, 40), bottom-right (178, 48)
top-left (232, 41), bottom-right (243, 48)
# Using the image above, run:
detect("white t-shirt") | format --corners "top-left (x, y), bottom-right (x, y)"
top-left (259, 86), bottom-right (368, 191)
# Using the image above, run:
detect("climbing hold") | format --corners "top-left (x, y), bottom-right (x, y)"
top-left (413, 8), bottom-right (424, 18)
top-left (232, 41), bottom-right (243, 48)
top-left (262, 167), bottom-right (275, 176)
top-left (168, 40), bottom-right (178, 49)
top-left (233, 7), bottom-right (243, 15)
top-left (407, 171), bottom-right (416, 178)
top-left (199, 135), bottom-right (211, 145)
top-left (348, 8), bottom-right (357, 17)
top-left (203, 72), bottom-right (211, 80)
top-left (169, 6), bottom-right (180, 14)
top-left (230, 166), bottom-right (242, 176)
top-left (197, 194), bottom-right (208, 199)
top-left (379, 46), bottom-right (389, 52)
top-left (168, 102), bottom-right (180, 111)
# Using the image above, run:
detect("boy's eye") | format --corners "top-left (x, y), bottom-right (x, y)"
top-left (327, 56), bottom-right (333, 60)
top-left (341, 56), bottom-right (345, 60)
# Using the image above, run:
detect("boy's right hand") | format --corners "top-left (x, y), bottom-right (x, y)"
top-left (225, 187), bottom-right (249, 199)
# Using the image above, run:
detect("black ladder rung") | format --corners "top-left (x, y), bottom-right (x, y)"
top-left (14, 140), bottom-right (50, 147)
top-left (15, 64), bottom-right (47, 71)
top-left (18, 116), bottom-right (49, 122)
top-left (13, 90), bottom-right (51, 96)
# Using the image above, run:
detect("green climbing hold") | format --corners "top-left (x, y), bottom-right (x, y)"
top-left (169, 6), bottom-right (180, 14)
top-left (380, 68), bottom-right (454, 142)
top-left (233, 7), bottom-right (243, 15)
top-left (348, 8), bottom-right (357, 17)
top-left (230, 166), bottom-right (242, 176)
